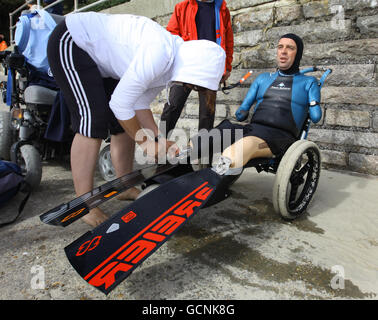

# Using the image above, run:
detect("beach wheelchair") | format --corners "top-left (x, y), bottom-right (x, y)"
top-left (138, 67), bottom-right (332, 221)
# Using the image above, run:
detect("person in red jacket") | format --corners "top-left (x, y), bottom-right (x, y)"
top-left (160, 0), bottom-right (234, 137)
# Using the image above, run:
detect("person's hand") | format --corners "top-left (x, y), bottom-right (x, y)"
top-left (142, 139), bottom-right (180, 162)
top-left (165, 139), bottom-right (180, 159)
top-left (235, 107), bottom-right (249, 122)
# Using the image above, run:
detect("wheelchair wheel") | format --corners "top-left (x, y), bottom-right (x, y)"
top-left (16, 144), bottom-right (42, 189)
top-left (272, 140), bottom-right (321, 220)
top-left (98, 144), bottom-right (116, 181)
top-left (0, 111), bottom-right (13, 160)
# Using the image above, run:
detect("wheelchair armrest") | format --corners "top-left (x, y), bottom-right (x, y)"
top-left (0, 50), bottom-right (11, 63)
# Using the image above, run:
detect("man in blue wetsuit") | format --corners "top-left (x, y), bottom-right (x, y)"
top-left (209, 33), bottom-right (322, 171)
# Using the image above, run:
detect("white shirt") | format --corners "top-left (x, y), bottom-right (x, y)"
top-left (66, 12), bottom-right (183, 120)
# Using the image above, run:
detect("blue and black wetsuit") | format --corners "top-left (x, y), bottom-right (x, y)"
top-left (237, 70), bottom-right (321, 135)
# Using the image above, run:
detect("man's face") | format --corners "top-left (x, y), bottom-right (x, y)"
top-left (276, 38), bottom-right (297, 71)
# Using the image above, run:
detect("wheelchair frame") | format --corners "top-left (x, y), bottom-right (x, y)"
top-left (141, 67), bottom-right (332, 220)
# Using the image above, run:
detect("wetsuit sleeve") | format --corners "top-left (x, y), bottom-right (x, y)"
top-left (308, 78), bottom-right (322, 124)
top-left (235, 77), bottom-right (259, 121)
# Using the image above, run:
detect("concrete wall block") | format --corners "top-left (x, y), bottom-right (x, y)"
top-left (153, 14), bottom-right (172, 27)
top-left (236, 46), bottom-right (275, 68)
top-left (215, 104), bottom-right (228, 118)
top-left (357, 15), bottom-right (378, 35)
top-left (185, 102), bottom-right (199, 116)
top-left (297, 64), bottom-right (377, 87)
top-left (321, 87), bottom-right (378, 106)
top-left (303, 39), bottom-right (378, 65)
top-left (150, 101), bottom-right (164, 115)
top-left (373, 113), bottom-right (378, 130)
top-left (234, 30), bottom-right (263, 47)
top-left (349, 153), bottom-right (378, 175)
top-left (227, 0), bottom-right (275, 11)
top-left (233, 7), bottom-right (274, 32)
top-left (105, 0), bottom-right (180, 18)
top-left (176, 118), bottom-right (198, 131)
top-left (234, 20), bottom-right (352, 50)
top-left (303, 0), bottom-right (330, 18)
top-left (312, 64), bottom-right (377, 87)
top-left (320, 149), bottom-right (348, 167)
top-left (262, 20), bottom-right (352, 44)
top-left (275, 3), bottom-right (303, 24)
top-left (308, 129), bottom-right (378, 149)
top-left (329, 0), bottom-right (378, 11)
top-left (233, 0), bottom-right (302, 25)
top-left (325, 109), bottom-right (371, 128)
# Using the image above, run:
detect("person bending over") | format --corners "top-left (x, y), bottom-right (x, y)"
top-left (47, 12), bottom-right (225, 227)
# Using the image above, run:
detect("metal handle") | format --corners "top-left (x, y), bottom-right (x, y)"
top-left (222, 70), bottom-right (253, 94)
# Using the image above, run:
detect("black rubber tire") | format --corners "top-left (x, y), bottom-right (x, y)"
top-left (19, 144), bottom-right (42, 189)
top-left (272, 140), bottom-right (321, 220)
top-left (0, 110), bottom-right (13, 160)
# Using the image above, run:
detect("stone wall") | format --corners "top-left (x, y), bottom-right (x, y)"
top-left (106, 0), bottom-right (378, 175)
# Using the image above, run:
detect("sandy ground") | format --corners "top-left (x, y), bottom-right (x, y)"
top-left (0, 156), bottom-right (377, 300)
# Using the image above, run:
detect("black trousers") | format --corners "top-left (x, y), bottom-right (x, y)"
top-left (160, 84), bottom-right (216, 138)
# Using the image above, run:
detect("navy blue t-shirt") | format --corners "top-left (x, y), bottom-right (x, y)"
top-left (195, 1), bottom-right (216, 42)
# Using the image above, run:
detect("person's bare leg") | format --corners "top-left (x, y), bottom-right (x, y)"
top-left (110, 132), bottom-right (141, 200)
top-left (71, 133), bottom-right (108, 227)
top-left (221, 136), bottom-right (273, 168)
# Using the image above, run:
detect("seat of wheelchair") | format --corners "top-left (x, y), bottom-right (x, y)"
top-left (24, 84), bottom-right (57, 106)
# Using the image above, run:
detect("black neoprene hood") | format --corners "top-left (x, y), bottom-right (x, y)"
top-left (279, 33), bottom-right (304, 75)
